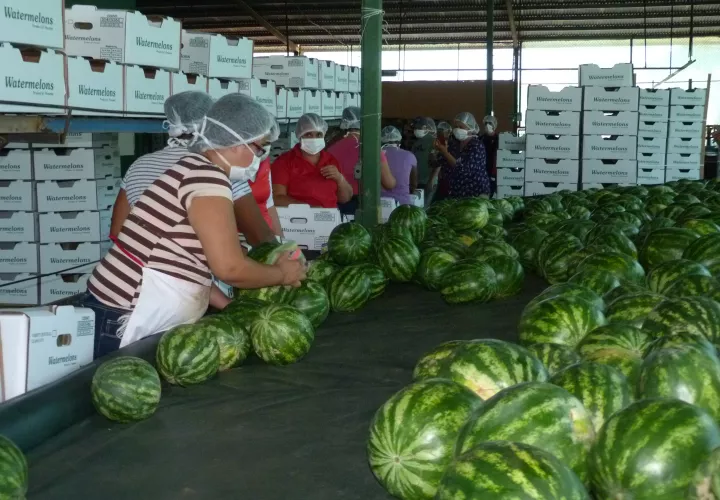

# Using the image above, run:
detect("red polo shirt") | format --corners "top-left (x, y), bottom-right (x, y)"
top-left (271, 145), bottom-right (340, 208)
top-left (248, 158), bottom-right (273, 227)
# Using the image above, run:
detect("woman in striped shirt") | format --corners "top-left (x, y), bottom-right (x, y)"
top-left (78, 94), bottom-right (306, 358)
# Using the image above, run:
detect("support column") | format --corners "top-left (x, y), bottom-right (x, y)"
top-left (486, 0), bottom-right (494, 116)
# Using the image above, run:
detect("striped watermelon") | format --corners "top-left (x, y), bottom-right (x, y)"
top-left (286, 280), bottom-right (330, 327)
top-left (605, 291), bottom-right (665, 328)
top-left (568, 268), bottom-right (621, 297)
top-left (486, 207), bottom-right (504, 226)
top-left (679, 204), bottom-right (713, 222)
top-left (519, 297), bottom-right (607, 348)
top-left (388, 204), bottom-right (427, 243)
top-left (588, 231), bottom-right (637, 258)
top-left (193, 315), bottom-right (250, 371)
top-left (456, 382), bottom-right (595, 481)
top-left (604, 282), bottom-right (648, 303)
top-left (640, 227), bottom-right (701, 269)
top-left (367, 379), bottom-right (482, 500)
top-left (478, 224), bottom-right (506, 240)
top-left (156, 324), bottom-right (220, 386)
top-left (327, 222), bottom-right (372, 265)
top-left (412, 340), bottom-right (467, 379)
top-left (526, 283), bottom-right (605, 314)
top-left (511, 227), bottom-right (549, 271)
top-left (485, 255), bottom-right (524, 298)
top-left (436, 441), bottom-right (588, 500)
top-left (223, 297), bottom-right (267, 332)
top-left (250, 304), bottom-right (314, 365)
top-left (440, 260), bottom-right (497, 304)
top-left (242, 242), bottom-right (305, 303)
top-left (467, 240), bottom-right (519, 261)
top-left (666, 274), bottom-right (720, 299)
top-left (646, 259), bottom-right (711, 294)
top-left (575, 251), bottom-right (645, 284)
top-left (590, 399), bottom-right (720, 500)
top-left (692, 446), bottom-right (720, 499)
top-left (568, 205), bottom-right (592, 220)
top-left (576, 323), bottom-right (650, 384)
top-left (375, 236), bottom-right (420, 282)
top-left (526, 213), bottom-right (561, 232)
top-left (492, 198), bottom-right (515, 222)
top-left (537, 233), bottom-right (585, 284)
top-left (643, 296), bottom-right (720, 343)
top-left (550, 362), bottom-right (633, 431)
top-left (555, 219), bottom-right (597, 242)
top-left (91, 356), bottom-right (161, 422)
top-left (684, 233), bottom-right (720, 267)
top-left (644, 331), bottom-right (717, 359)
top-left (528, 343), bottom-right (582, 376)
top-left (415, 249), bottom-right (457, 291)
top-left (326, 266), bottom-right (371, 312)
top-left (682, 218), bottom-right (720, 235)
top-left (353, 263), bottom-right (387, 299)
top-left (413, 339), bottom-right (548, 400)
top-left (447, 198), bottom-right (490, 231)
top-left (0, 436), bottom-right (27, 499)
top-left (306, 259), bottom-right (339, 286)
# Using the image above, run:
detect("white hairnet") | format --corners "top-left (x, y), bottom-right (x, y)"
top-left (340, 106), bottom-right (361, 130)
top-left (437, 121), bottom-right (452, 133)
top-left (455, 112), bottom-right (479, 133)
top-left (188, 93), bottom-right (279, 153)
top-left (483, 115), bottom-right (498, 129)
top-left (164, 91), bottom-right (214, 138)
top-left (414, 117), bottom-right (437, 133)
top-left (296, 113), bottom-right (328, 138)
top-left (381, 126), bottom-right (402, 143)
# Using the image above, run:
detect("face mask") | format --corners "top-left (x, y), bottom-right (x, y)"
top-left (229, 149), bottom-right (261, 183)
top-left (301, 138), bottom-right (325, 155)
top-left (259, 145), bottom-right (271, 161)
top-left (485, 124), bottom-right (495, 134)
top-left (414, 130), bottom-right (428, 139)
top-left (453, 128), bottom-right (469, 141)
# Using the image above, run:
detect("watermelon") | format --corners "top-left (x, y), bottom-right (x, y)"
top-left (486, 207), bottom-right (504, 226)
top-left (588, 231), bottom-right (637, 258)
top-left (424, 238), bottom-right (467, 259)
top-left (682, 218), bottom-right (720, 235)
top-left (388, 205), bottom-right (427, 243)
top-left (574, 251), bottom-right (645, 284)
top-left (606, 210), bottom-right (643, 228)
top-left (0, 435), bottom-right (27, 499)
top-left (352, 263), bottom-right (387, 299)
top-left (415, 249), bottom-right (457, 291)
top-left (250, 304), bottom-right (314, 365)
top-left (306, 259), bottom-right (339, 286)
top-left (485, 255), bottom-right (524, 298)
top-left (91, 356), bottom-right (161, 422)
top-left (550, 362), bottom-right (633, 431)
top-left (456, 382), bottom-right (595, 481)
top-left (679, 204), bottom-right (713, 222)
top-left (194, 315), bottom-right (251, 371)
top-left (555, 219), bottom-right (597, 241)
top-left (576, 323), bottom-right (650, 384)
top-left (223, 297), bottom-right (267, 332)
top-left (590, 399), bottom-right (720, 500)
top-left (525, 198), bottom-right (554, 216)
top-left (643, 296), bottom-right (720, 343)
top-left (492, 198), bottom-right (515, 222)
top-left (326, 266), bottom-right (371, 312)
top-left (519, 297), bottom-right (607, 348)
top-left (525, 283), bottom-right (605, 314)
top-left (662, 203), bottom-right (689, 220)
top-left (640, 227), bottom-right (701, 269)
top-left (684, 233), bottom-right (720, 267)
top-left (478, 224), bottom-right (506, 240)
top-left (447, 198), bottom-right (489, 231)
top-left (692, 447), bottom-right (720, 500)
top-left (286, 280), bottom-right (330, 327)
top-left (644, 331), bottom-right (717, 358)
top-left (467, 240), bottom-right (519, 261)
top-left (605, 291), bottom-right (665, 328)
top-left (367, 379), bottom-right (482, 500)
top-left (511, 227), bottom-right (549, 271)
top-left (413, 339), bottom-right (548, 399)
top-left (568, 205), bottom-right (592, 220)
top-left (156, 324), bottom-right (220, 386)
top-left (412, 340), bottom-right (467, 379)
top-left (375, 236), bottom-right (420, 282)
top-left (666, 274), bottom-right (720, 299)
top-left (436, 441), bottom-right (588, 500)
top-left (327, 222), bottom-right (372, 265)
top-left (455, 230), bottom-right (481, 247)
top-left (568, 268), bottom-right (621, 297)
top-left (537, 233), bottom-right (585, 284)
top-left (528, 343), bottom-right (582, 376)
top-left (440, 260), bottom-right (497, 304)
top-left (242, 242), bottom-right (305, 303)
top-left (526, 213), bottom-right (561, 232)
top-left (646, 259), bottom-right (711, 294)
top-left (604, 282), bottom-right (647, 303)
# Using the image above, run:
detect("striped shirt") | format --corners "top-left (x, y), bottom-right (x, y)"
top-left (121, 145), bottom-right (252, 206)
top-left (89, 154), bottom-right (232, 310)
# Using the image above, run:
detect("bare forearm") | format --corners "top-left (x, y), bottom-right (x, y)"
top-left (209, 285), bottom-right (231, 309)
top-left (223, 260), bottom-right (285, 289)
top-left (234, 197), bottom-right (276, 246)
top-left (268, 206), bottom-right (284, 237)
top-left (441, 151), bottom-right (457, 167)
top-left (274, 194), bottom-right (302, 207)
top-left (336, 178), bottom-right (353, 203)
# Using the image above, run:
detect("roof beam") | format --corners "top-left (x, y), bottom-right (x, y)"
top-left (231, 0), bottom-right (299, 53)
top-left (505, 0), bottom-right (519, 47)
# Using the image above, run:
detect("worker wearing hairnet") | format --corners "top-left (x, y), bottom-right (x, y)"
top-left (327, 106), bottom-right (397, 215)
top-left (80, 94), bottom-right (306, 358)
top-left (381, 125), bottom-right (418, 205)
top-left (409, 117), bottom-right (436, 190)
top-left (481, 114), bottom-right (500, 196)
top-left (271, 113), bottom-right (353, 208)
top-left (434, 111), bottom-right (491, 200)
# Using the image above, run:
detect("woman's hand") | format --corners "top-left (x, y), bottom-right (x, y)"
top-left (434, 140), bottom-right (448, 154)
top-left (275, 252), bottom-right (307, 287)
top-left (320, 165), bottom-right (344, 183)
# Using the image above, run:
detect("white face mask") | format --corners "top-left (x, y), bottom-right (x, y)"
top-left (414, 130), bottom-right (428, 139)
top-left (453, 128), bottom-right (469, 141)
top-left (301, 138), bottom-right (325, 155)
top-left (485, 124), bottom-right (495, 134)
top-left (229, 149), bottom-right (261, 183)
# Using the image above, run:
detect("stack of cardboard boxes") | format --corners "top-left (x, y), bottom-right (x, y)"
top-left (666, 88), bottom-right (707, 182)
top-left (637, 89), bottom-right (670, 184)
top-left (496, 133), bottom-right (526, 199)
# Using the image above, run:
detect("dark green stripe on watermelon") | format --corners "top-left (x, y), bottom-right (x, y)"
top-left (156, 324), bottom-right (220, 386)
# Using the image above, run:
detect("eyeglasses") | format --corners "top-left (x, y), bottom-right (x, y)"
top-left (249, 142), bottom-right (270, 158)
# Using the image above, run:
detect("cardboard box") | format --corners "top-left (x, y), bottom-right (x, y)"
top-left (670, 88), bottom-right (708, 107)
top-left (275, 87), bottom-right (287, 119)
top-left (497, 150), bottom-right (525, 169)
top-left (286, 88), bottom-right (305, 119)
top-left (525, 135), bottom-right (580, 159)
top-left (583, 86), bottom-right (640, 112)
top-left (579, 63), bottom-right (634, 87)
top-left (524, 182), bottom-right (577, 196)
top-left (124, 12), bottom-right (181, 71)
top-left (497, 167), bottom-right (525, 185)
top-left (64, 5), bottom-right (126, 62)
top-left (670, 105), bottom-right (704, 122)
top-left (319, 60), bottom-right (336, 90)
top-left (348, 66), bottom-right (360, 93)
top-left (0, 45), bottom-right (66, 114)
top-left (637, 152), bottom-right (666, 169)
top-left (276, 204), bottom-right (342, 251)
top-left (637, 167), bottom-right (666, 185)
top-left (496, 185), bottom-right (524, 199)
top-left (668, 121), bottom-right (704, 138)
top-left (304, 90), bottom-right (322, 116)
top-left (66, 58), bottom-right (123, 116)
top-left (639, 88), bottom-right (670, 107)
top-left (638, 105), bottom-right (669, 122)
top-left (180, 31), bottom-right (252, 79)
top-left (335, 64), bottom-right (349, 92)
top-left (0, 181), bottom-right (34, 211)
top-left (40, 243), bottom-right (100, 273)
top-left (0, 242), bottom-right (38, 273)
top-left (0, 274), bottom-right (38, 305)
top-left (0, 305), bottom-right (94, 400)
top-left (582, 183), bottom-right (633, 190)
top-left (525, 110), bottom-right (580, 135)
top-left (636, 136), bottom-right (666, 155)
top-left (526, 85), bottom-right (582, 112)
top-left (206, 78), bottom-right (238, 100)
top-left (34, 133), bottom-right (118, 149)
top-left (637, 121), bottom-right (669, 138)
top-left (321, 90), bottom-right (336, 118)
top-left (253, 56), bottom-right (320, 89)
top-left (170, 72), bottom-right (208, 95)
top-left (667, 136), bottom-right (702, 155)
top-left (1, 0), bottom-right (64, 49)
top-left (123, 66), bottom-right (170, 116)
top-left (0, 212), bottom-right (37, 242)
top-left (410, 189), bottom-right (425, 208)
top-left (33, 147), bottom-right (121, 181)
top-left (666, 167), bottom-right (701, 182)
top-left (583, 135), bottom-right (637, 160)
top-left (380, 197), bottom-right (398, 223)
top-left (666, 153), bottom-right (702, 169)
top-left (344, 92), bottom-right (359, 109)
top-left (581, 159), bottom-right (637, 184)
top-left (0, 150), bottom-right (32, 180)
top-left (237, 78), bottom-right (277, 116)
top-left (583, 111), bottom-right (639, 135)
top-left (499, 133), bottom-right (526, 151)
top-left (40, 272), bottom-right (92, 305)
top-left (334, 91), bottom-right (347, 117)
top-left (39, 210), bottom-right (110, 243)
top-left (37, 178), bottom-right (120, 212)
top-left (525, 158), bottom-right (580, 183)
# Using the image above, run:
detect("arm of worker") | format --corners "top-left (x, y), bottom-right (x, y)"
top-left (109, 188), bottom-right (131, 239)
top-left (409, 165), bottom-right (419, 193)
top-left (319, 165), bottom-right (353, 204)
top-left (435, 140), bottom-right (457, 167)
top-left (233, 194), bottom-right (276, 246)
top-left (272, 184), bottom-right (302, 207)
top-left (264, 178), bottom-right (284, 238)
top-left (380, 154), bottom-right (397, 190)
top-left (209, 285), bottom-right (231, 310)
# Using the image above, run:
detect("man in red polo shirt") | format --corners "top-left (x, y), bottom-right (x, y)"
top-left (272, 113), bottom-right (353, 208)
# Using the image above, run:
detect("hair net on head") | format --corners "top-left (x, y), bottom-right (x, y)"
top-left (483, 115), bottom-right (498, 129)
top-left (164, 91), bottom-right (215, 138)
top-left (340, 106), bottom-right (362, 130)
top-left (455, 112), bottom-right (479, 133)
top-left (296, 113), bottom-right (328, 139)
top-left (437, 121), bottom-right (452, 133)
top-left (381, 126), bottom-right (402, 143)
top-left (413, 117), bottom-right (437, 134)
top-left (188, 94), bottom-right (277, 153)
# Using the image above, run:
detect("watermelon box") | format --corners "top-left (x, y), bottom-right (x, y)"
top-left (0, 305), bottom-right (94, 402)
top-left (380, 197), bottom-right (399, 223)
top-left (276, 204), bottom-right (342, 251)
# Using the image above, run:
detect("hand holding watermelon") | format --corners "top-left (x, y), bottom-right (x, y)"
top-left (275, 251), bottom-right (307, 287)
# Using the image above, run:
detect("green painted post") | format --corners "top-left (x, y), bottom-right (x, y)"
top-left (358, 0), bottom-right (383, 228)
top-left (486, 0), bottom-right (494, 116)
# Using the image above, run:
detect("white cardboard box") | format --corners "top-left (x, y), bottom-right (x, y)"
top-left (321, 90), bottom-right (336, 118)
top-left (304, 90), bottom-right (322, 115)
top-left (0, 150), bottom-right (32, 180)
top-left (39, 210), bottom-right (110, 243)
top-left (37, 178), bottom-right (120, 212)
top-left (344, 92), bottom-right (359, 109)
top-left (123, 66), bottom-right (170, 116)
top-left (334, 91), bottom-right (347, 117)
top-left (499, 133), bottom-right (526, 151)
top-left (34, 133), bottom-right (118, 149)
top-left (525, 110), bottom-right (580, 135)
top-left (637, 168), bottom-right (666, 185)
top-left (524, 182), bottom-right (577, 196)
top-left (0, 242), bottom-right (38, 273)
top-left (0, 274), bottom-right (38, 305)
top-left (206, 78), bottom-right (238, 100)
top-left (170, 72), bottom-right (208, 95)
top-left (287, 88), bottom-right (306, 119)
top-left (583, 135), bottom-right (637, 160)
top-left (581, 159), bottom-right (638, 184)
top-left (636, 136), bottom-right (666, 155)
top-left (579, 63), bottom-right (634, 88)
top-left (380, 197), bottom-right (398, 223)
top-left (319, 60), bottom-right (336, 90)
top-left (276, 204), bottom-right (342, 251)
top-left (525, 135), bottom-right (580, 159)
top-left (275, 87), bottom-right (288, 119)
top-left (666, 153), bottom-right (702, 169)
top-left (526, 85), bottom-right (582, 112)
top-left (0, 306), bottom-right (94, 400)
top-left (637, 121), bottom-right (669, 138)
top-left (0, 212), bottom-right (38, 242)
top-left (34, 147), bottom-right (121, 180)
top-left (497, 167), bottom-right (525, 185)
top-left (639, 105), bottom-right (669, 122)
top-left (667, 136), bottom-right (702, 155)
top-left (496, 185), bottom-right (524, 199)
top-left (335, 64), bottom-right (350, 92)
top-left (639, 88), bottom-right (670, 107)
top-left (668, 121), bottom-right (704, 138)
top-left (0, 181), bottom-right (34, 211)
top-left (637, 152), bottom-right (666, 169)
top-left (497, 150), bottom-right (525, 169)
top-left (253, 56), bottom-right (320, 89)
top-left (1, 0), bottom-right (64, 49)
top-left (525, 158), bottom-right (580, 183)
top-left (582, 183), bottom-right (633, 190)
top-left (40, 243), bottom-right (100, 273)
top-left (180, 31), bottom-right (252, 79)
top-left (666, 167), bottom-right (701, 182)
top-left (237, 78), bottom-right (277, 116)
top-left (670, 88), bottom-right (708, 107)
top-left (583, 111), bottom-right (639, 135)
top-left (124, 12), bottom-right (181, 71)
top-left (0, 45), bottom-right (66, 114)
top-left (67, 58), bottom-right (124, 116)
top-left (670, 105), bottom-right (705, 122)
top-left (348, 66), bottom-right (360, 93)
top-left (583, 87), bottom-right (640, 112)
top-left (40, 272), bottom-right (92, 305)
top-left (64, 5), bottom-right (126, 62)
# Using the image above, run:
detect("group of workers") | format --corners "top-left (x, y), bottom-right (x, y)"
top-left (75, 90), bottom-right (500, 359)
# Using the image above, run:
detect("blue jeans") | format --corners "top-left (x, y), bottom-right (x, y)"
top-left (338, 196), bottom-right (359, 217)
top-left (72, 292), bottom-right (127, 359)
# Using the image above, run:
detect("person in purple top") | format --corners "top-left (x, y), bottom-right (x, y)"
top-left (380, 125), bottom-right (418, 205)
